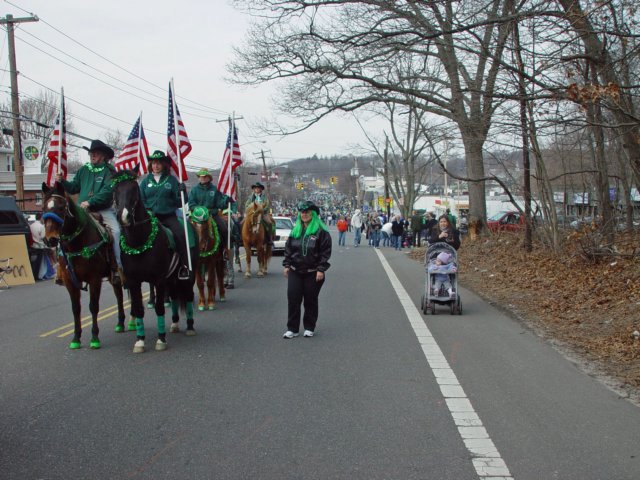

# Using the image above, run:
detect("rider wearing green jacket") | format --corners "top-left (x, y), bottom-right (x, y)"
top-left (188, 168), bottom-right (235, 246)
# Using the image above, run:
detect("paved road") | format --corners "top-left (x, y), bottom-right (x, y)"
top-left (0, 228), bottom-right (638, 479)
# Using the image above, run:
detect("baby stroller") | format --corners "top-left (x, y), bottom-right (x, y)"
top-left (421, 242), bottom-right (462, 315)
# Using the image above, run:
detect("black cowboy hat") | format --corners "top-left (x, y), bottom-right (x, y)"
top-left (83, 139), bottom-right (115, 159)
top-left (251, 182), bottom-right (265, 190)
top-left (297, 200), bottom-right (320, 214)
top-left (147, 150), bottom-right (172, 167)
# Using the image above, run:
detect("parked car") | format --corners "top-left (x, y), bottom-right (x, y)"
top-left (486, 211), bottom-right (525, 232)
top-left (272, 215), bottom-right (294, 252)
top-left (0, 196), bottom-right (33, 248)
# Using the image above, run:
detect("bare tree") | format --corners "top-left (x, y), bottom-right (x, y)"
top-left (229, 0), bottom-right (523, 228)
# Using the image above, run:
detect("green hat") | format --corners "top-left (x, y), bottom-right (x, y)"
top-left (196, 168), bottom-right (213, 180)
top-left (147, 150), bottom-right (171, 167)
top-left (251, 182), bottom-right (265, 190)
top-left (297, 200), bottom-right (319, 214)
top-left (191, 206), bottom-right (209, 223)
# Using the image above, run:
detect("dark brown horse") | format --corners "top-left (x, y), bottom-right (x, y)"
top-left (241, 203), bottom-right (272, 278)
top-left (111, 169), bottom-right (198, 352)
top-left (41, 182), bottom-right (126, 349)
top-left (190, 211), bottom-right (225, 310)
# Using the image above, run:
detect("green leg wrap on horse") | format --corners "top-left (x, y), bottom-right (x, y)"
top-left (171, 300), bottom-right (179, 316)
top-left (186, 302), bottom-right (194, 320)
top-left (157, 315), bottom-right (166, 335)
top-left (135, 317), bottom-right (145, 338)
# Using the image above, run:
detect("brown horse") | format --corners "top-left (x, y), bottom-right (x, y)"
top-left (241, 203), bottom-right (272, 278)
top-left (41, 182), bottom-right (126, 349)
top-left (190, 213), bottom-right (225, 310)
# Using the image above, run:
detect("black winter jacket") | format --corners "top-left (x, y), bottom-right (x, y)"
top-left (283, 227), bottom-right (332, 273)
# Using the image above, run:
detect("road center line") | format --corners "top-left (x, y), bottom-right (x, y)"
top-left (375, 249), bottom-right (514, 480)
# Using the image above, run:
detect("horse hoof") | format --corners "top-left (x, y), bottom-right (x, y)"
top-left (198, 305), bottom-right (205, 311)
top-left (146, 302), bottom-right (154, 309)
top-left (257, 272), bottom-right (264, 278)
top-left (208, 304), bottom-right (215, 310)
top-left (245, 272), bottom-right (251, 278)
top-left (114, 324), bottom-right (124, 333)
top-left (170, 323), bottom-right (180, 333)
top-left (164, 301), bottom-right (171, 307)
top-left (69, 341), bottom-right (81, 350)
top-left (185, 329), bottom-right (197, 337)
top-left (220, 297), bottom-right (226, 302)
top-left (155, 339), bottom-right (168, 351)
top-left (90, 340), bottom-right (101, 349)
top-left (133, 340), bottom-right (145, 354)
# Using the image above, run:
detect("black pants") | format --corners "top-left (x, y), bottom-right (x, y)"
top-left (157, 213), bottom-right (188, 268)
top-left (287, 270), bottom-right (325, 333)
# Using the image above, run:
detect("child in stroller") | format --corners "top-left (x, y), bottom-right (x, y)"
top-left (428, 251), bottom-right (457, 298)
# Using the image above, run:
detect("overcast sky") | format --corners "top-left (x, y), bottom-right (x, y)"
top-left (1, 0), bottom-right (379, 171)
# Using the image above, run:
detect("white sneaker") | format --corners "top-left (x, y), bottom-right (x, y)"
top-left (283, 331), bottom-right (299, 339)
top-left (303, 330), bottom-right (314, 337)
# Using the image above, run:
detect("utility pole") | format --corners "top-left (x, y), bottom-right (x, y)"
top-left (0, 13), bottom-right (39, 208)
top-left (384, 136), bottom-right (390, 218)
top-left (257, 149), bottom-right (272, 200)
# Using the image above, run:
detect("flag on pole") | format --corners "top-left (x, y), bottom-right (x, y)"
top-left (45, 95), bottom-right (67, 186)
top-left (166, 83), bottom-right (191, 181)
top-left (217, 122), bottom-right (242, 200)
top-left (114, 115), bottom-right (150, 174)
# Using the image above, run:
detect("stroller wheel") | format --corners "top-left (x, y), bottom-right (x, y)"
top-left (429, 301), bottom-right (436, 315)
top-left (450, 301), bottom-right (456, 315)
top-left (457, 297), bottom-right (463, 315)
top-left (421, 294), bottom-right (428, 315)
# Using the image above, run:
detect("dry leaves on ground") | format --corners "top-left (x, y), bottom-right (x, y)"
top-left (409, 231), bottom-right (640, 402)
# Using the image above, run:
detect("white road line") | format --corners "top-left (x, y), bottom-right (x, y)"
top-left (375, 249), bottom-right (514, 480)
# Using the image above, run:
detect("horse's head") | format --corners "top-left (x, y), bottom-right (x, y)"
top-left (111, 168), bottom-right (142, 226)
top-left (41, 181), bottom-right (70, 248)
top-left (190, 206), bottom-right (214, 253)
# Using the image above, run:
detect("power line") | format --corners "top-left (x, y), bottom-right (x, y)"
top-left (4, 0), bottom-right (230, 115)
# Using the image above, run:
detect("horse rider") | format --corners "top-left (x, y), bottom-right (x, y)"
top-left (56, 139), bottom-right (122, 286)
top-left (188, 168), bottom-right (235, 247)
top-left (245, 181), bottom-right (273, 245)
top-left (139, 150), bottom-right (190, 280)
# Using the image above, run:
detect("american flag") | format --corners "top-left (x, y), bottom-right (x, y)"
top-left (217, 122), bottom-right (242, 200)
top-left (45, 95), bottom-right (67, 187)
top-left (114, 115), bottom-right (150, 174)
top-left (166, 83), bottom-right (191, 181)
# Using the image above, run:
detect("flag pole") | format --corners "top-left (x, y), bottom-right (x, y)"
top-left (227, 113), bottom-right (235, 251)
top-left (57, 87), bottom-right (64, 178)
top-left (137, 111), bottom-right (143, 172)
top-left (170, 78), bottom-right (192, 272)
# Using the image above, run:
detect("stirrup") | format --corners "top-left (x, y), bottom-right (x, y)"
top-left (178, 266), bottom-right (190, 280)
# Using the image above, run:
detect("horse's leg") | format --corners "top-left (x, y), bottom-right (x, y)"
top-left (170, 293), bottom-right (180, 333)
top-left (185, 280), bottom-right (196, 336)
top-left (196, 266), bottom-right (206, 311)
top-left (129, 282), bottom-right (146, 354)
top-left (243, 241), bottom-right (252, 278)
top-left (207, 263), bottom-right (215, 310)
top-left (67, 285), bottom-right (82, 349)
top-left (147, 282), bottom-right (155, 309)
top-left (217, 259), bottom-right (226, 302)
top-left (154, 281), bottom-right (167, 351)
top-left (256, 243), bottom-right (265, 278)
top-left (88, 279), bottom-right (102, 349)
top-left (113, 281), bottom-right (126, 333)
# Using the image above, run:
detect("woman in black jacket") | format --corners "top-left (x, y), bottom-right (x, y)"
top-left (428, 215), bottom-right (461, 250)
top-left (282, 200), bottom-right (332, 338)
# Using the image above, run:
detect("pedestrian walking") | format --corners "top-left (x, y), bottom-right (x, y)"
top-left (351, 209), bottom-right (363, 247)
top-left (410, 210), bottom-right (424, 247)
top-left (391, 214), bottom-right (405, 250)
top-left (282, 200), bottom-right (332, 338)
top-left (337, 215), bottom-right (348, 246)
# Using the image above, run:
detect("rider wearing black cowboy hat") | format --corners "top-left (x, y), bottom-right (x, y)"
top-left (56, 139), bottom-right (122, 285)
top-left (245, 181), bottom-right (274, 245)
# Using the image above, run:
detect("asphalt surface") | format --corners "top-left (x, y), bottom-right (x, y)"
top-left (0, 228), bottom-right (638, 480)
